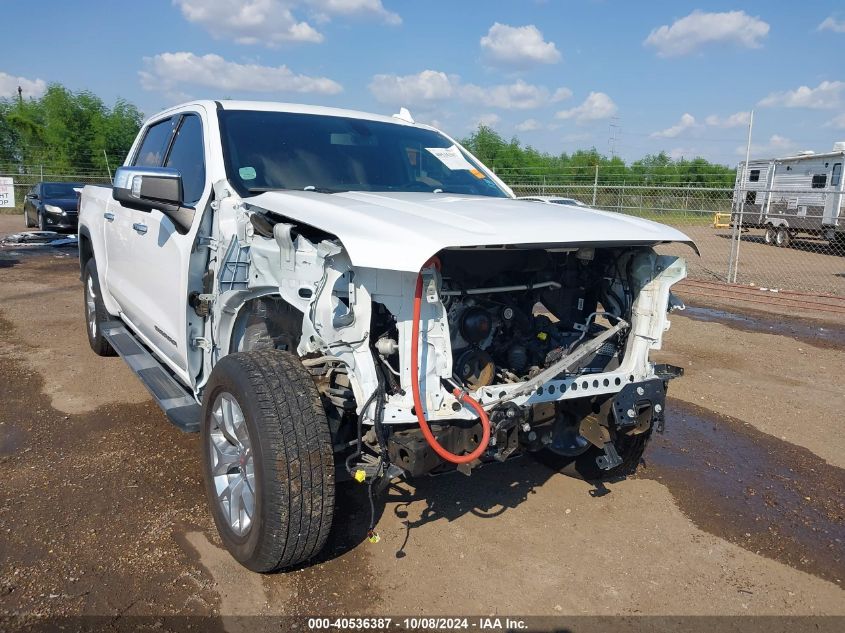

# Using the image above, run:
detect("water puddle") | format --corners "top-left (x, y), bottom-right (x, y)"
top-left (680, 304), bottom-right (845, 349)
top-left (640, 399), bottom-right (845, 583)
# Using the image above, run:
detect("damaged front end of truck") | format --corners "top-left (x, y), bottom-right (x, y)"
top-left (195, 182), bottom-right (692, 484)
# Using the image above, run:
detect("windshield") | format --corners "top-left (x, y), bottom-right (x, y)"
top-left (219, 110), bottom-right (509, 198)
top-left (42, 183), bottom-right (82, 198)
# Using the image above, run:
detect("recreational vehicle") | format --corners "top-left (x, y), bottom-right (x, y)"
top-left (732, 143), bottom-right (845, 248)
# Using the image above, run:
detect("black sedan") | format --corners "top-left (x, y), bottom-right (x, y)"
top-left (23, 182), bottom-right (85, 232)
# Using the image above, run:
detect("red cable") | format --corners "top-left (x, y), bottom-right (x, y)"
top-left (410, 260), bottom-right (491, 464)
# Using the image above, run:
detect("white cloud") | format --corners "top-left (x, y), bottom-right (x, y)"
top-left (461, 79), bottom-right (567, 110)
top-left (309, 0), bottom-right (400, 25)
top-left (480, 23), bottom-right (561, 67)
top-left (515, 118), bottom-right (542, 132)
top-left (0, 71), bottom-right (47, 99)
top-left (819, 16), bottom-right (845, 33)
top-left (705, 111), bottom-right (751, 128)
top-left (475, 113), bottom-right (501, 128)
top-left (736, 134), bottom-right (795, 156)
top-left (174, 0), bottom-right (400, 46)
top-left (140, 52), bottom-right (342, 96)
top-left (651, 113), bottom-right (697, 138)
top-left (555, 92), bottom-right (618, 124)
top-left (369, 71), bottom-right (570, 111)
top-left (368, 70), bottom-right (457, 104)
top-left (174, 0), bottom-right (324, 45)
top-left (829, 113), bottom-right (845, 129)
top-left (758, 80), bottom-right (844, 109)
top-left (551, 87), bottom-right (573, 102)
top-left (644, 10), bottom-right (769, 57)
top-left (766, 134), bottom-right (792, 149)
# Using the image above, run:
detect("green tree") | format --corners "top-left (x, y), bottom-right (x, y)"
top-left (0, 83), bottom-right (142, 175)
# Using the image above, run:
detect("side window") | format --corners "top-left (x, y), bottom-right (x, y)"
top-left (832, 163), bottom-right (842, 188)
top-left (164, 115), bottom-right (206, 206)
top-left (133, 118), bottom-right (174, 167)
top-left (748, 169), bottom-right (760, 182)
top-left (812, 174), bottom-right (827, 189)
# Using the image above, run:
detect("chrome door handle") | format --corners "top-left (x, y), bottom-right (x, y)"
top-left (132, 223), bottom-right (148, 235)
top-left (103, 212), bottom-right (115, 221)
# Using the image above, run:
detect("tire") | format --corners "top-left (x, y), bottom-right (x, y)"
top-left (763, 225), bottom-right (775, 245)
top-left (775, 227), bottom-right (791, 248)
top-left (83, 259), bottom-right (117, 356)
top-left (38, 211), bottom-right (46, 231)
top-left (200, 349), bottom-right (335, 572)
top-left (24, 209), bottom-right (35, 228)
top-left (535, 428), bottom-right (653, 481)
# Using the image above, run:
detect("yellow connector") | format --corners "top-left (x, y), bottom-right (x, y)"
top-left (353, 469), bottom-right (367, 483)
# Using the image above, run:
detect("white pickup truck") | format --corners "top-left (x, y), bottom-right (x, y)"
top-left (78, 100), bottom-right (694, 572)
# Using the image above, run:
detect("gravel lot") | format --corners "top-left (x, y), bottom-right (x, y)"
top-left (1, 214), bottom-right (843, 631)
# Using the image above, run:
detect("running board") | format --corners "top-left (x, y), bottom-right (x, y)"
top-left (101, 321), bottom-right (200, 433)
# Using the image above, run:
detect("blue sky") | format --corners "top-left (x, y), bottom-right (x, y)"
top-left (1, 0), bottom-right (844, 166)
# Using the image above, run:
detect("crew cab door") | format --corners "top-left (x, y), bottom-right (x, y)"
top-left (104, 112), bottom-right (209, 383)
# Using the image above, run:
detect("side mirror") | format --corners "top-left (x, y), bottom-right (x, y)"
top-left (26, 193), bottom-right (38, 200)
top-left (112, 166), bottom-right (195, 233)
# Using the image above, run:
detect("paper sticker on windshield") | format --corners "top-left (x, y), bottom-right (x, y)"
top-left (425, 145), bottom-right (475, 171)
top-left (239, 166), bottom-right (257, 180)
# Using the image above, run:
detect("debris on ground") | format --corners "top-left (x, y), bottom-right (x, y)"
top-left (0, 231), bottom-right (78, 248)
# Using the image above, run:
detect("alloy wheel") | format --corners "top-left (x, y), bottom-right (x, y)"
top-left (208, 392), bottom-right (256, 537)
top-left (85, 275), bottom-right (97, 338)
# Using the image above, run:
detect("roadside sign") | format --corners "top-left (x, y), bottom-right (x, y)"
top-left (0, 177), bottom-right (14, 208)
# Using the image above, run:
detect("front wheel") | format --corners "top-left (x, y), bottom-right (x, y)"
top-left (24, 209), bottom-right (35, 228)
top-left (37, 211), bottom-right (46, 231)
top-left (83, 259), bottom-right (117, 356)
top-left (200, 349), bottom-right (335, 572)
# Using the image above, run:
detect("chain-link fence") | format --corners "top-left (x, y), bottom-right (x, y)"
top-left (0, 165), bottom-right (112, 214)
top-left (510, 180), bottom-right (845, 297)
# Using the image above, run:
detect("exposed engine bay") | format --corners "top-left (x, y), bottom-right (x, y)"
top-left (439, 248), bottom-right (622, 389)
top-left (330, 244), bottom-right (686, 480)
top-left (206, 197), bottom-right (689, 484)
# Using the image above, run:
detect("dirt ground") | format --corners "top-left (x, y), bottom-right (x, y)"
top-left (1, 214), bottom-right (844, 631)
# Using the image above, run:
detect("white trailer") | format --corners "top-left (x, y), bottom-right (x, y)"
top-left (733, 143), bottom-right (845, 247)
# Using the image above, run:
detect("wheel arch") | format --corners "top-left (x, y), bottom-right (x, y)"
top-left (78, 226), bottom-right (94, 281)
top-left (220, 292), bottom-right (305, 357)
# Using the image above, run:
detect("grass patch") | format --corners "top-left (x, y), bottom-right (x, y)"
top-left (613, 208), bottom-right (715, 227)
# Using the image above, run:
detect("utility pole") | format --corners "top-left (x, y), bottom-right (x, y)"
top-left (592, 164), bottom-right (599, 207)
top-left (608, 117), bottom-right (620, 158)
top-left (17, 86), bottom-right (22, 105)
top-left (103, 149), bottom-right (112, 181)
top-left (728, 110), bottom-right (754, 284)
